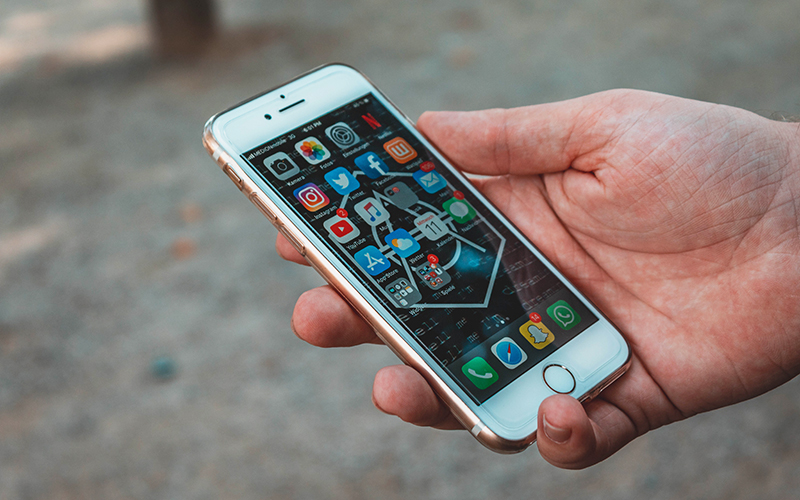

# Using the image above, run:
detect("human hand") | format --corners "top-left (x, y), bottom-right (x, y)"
top-left (278, 90), bottom-right (800, 468)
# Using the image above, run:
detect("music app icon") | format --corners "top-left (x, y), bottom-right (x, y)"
top-left (355, 197), bottom-right (390, 226)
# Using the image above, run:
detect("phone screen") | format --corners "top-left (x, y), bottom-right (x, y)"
top-left (242, 93), bottom-right (598, 403)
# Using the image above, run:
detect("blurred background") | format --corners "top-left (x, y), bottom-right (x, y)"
top-left (1, 0), bottom-right (799, 498)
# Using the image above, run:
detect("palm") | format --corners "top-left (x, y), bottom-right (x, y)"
top-left (444, 90), bottom-right (800, 435)
top-left (281, 90), bottom-right (799, 468)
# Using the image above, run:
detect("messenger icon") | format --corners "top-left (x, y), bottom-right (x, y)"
top-left (413, 168), bottom-right (447, 194)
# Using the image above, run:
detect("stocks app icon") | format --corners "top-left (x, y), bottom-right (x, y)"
top-left (325, 122), bottom-right (360, 149)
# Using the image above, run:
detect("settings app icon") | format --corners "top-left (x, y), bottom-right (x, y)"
top-left (325, 122), bottom-right (360, 149)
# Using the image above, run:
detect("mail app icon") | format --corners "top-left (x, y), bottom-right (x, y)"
top-left (413, 169), bottom-right (447, 194)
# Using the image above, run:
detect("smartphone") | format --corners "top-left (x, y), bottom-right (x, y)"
top-left (203, 64), bottom-right (630, 453)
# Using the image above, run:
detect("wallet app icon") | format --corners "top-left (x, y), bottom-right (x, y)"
top-left (383, 182), bottom-right (418, 209)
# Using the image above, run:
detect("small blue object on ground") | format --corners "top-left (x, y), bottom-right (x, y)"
top-left (150, 356), bottom-right (177, 381)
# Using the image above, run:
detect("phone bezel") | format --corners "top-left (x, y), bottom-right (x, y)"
top-left (204, 63), bottom-right (631, 452)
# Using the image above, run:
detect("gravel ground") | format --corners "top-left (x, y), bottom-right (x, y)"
top-left (1, 1), bottom-right (799, 499)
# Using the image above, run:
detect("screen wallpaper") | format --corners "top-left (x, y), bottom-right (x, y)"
top-left (242, 94), bottom-right (597, 403)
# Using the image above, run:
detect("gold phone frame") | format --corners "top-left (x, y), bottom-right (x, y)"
top-left (202, 64), bottom-right (631, 453)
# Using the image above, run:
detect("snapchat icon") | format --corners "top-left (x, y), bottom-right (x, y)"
top-left (519, 313), bottom-right (555, 350)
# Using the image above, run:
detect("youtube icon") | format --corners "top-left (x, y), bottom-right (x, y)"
top-left (324, 215), bottom-right (361, 244)
top-left (331, 220), bottom-right (352, 237)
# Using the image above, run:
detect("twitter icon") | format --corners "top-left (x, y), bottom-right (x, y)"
top-left (324, 167), bottom-right (360, 196)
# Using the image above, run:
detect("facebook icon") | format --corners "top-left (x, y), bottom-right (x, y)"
top-left (354, 151), bottom-right (390, 179)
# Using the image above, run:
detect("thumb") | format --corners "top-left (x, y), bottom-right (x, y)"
top-left (415, 90), bottom-right (647, 177)
top-left (536, 394), bottom-right (638, 469)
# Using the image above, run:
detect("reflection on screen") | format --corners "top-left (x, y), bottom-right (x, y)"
top-left (243, 94), bottom-right (598, 403)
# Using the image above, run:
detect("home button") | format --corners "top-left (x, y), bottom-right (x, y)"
top-left (543, 365), bottom-right (576, 394)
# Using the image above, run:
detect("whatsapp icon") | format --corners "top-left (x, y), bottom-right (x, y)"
top-left (547, 300), bottom-right (581, 330)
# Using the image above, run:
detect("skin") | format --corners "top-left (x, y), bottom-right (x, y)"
top-left (276, 89), bottom-right (800, 469)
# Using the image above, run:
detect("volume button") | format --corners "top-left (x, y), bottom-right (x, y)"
top-left (223, 164), bottom-right (243, 190)
top-left (249, 193), bottom-right (276, 222)
top-left (278, 226), bottom-right (306, 256)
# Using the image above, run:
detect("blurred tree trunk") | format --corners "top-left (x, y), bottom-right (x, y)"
top-left (149, 0), bottom-right (217, 58)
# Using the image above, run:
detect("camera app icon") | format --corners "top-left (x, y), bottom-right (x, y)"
top-left (263, 152), bottom-right (300, 180)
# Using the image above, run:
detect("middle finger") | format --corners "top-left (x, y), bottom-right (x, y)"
top-left (292, 285), bottom-right (382, 347)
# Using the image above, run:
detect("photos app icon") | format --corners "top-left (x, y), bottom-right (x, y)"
top-left (295, 137), bottom-right (331, 164)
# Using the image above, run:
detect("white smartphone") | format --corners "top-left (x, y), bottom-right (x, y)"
top-left (203, 64), bottom-right (630, 453)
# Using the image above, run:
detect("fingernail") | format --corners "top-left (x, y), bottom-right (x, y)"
top-left (543, 414), bottom-right (572, 444)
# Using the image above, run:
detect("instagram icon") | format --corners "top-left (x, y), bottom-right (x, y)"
top-left (293, 183), bottom-right (330, 212)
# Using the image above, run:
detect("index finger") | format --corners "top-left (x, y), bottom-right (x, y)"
top-left (276, 232), bottom-right (310, 266)
top-left (415, 89), bottom-right (662, 177)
